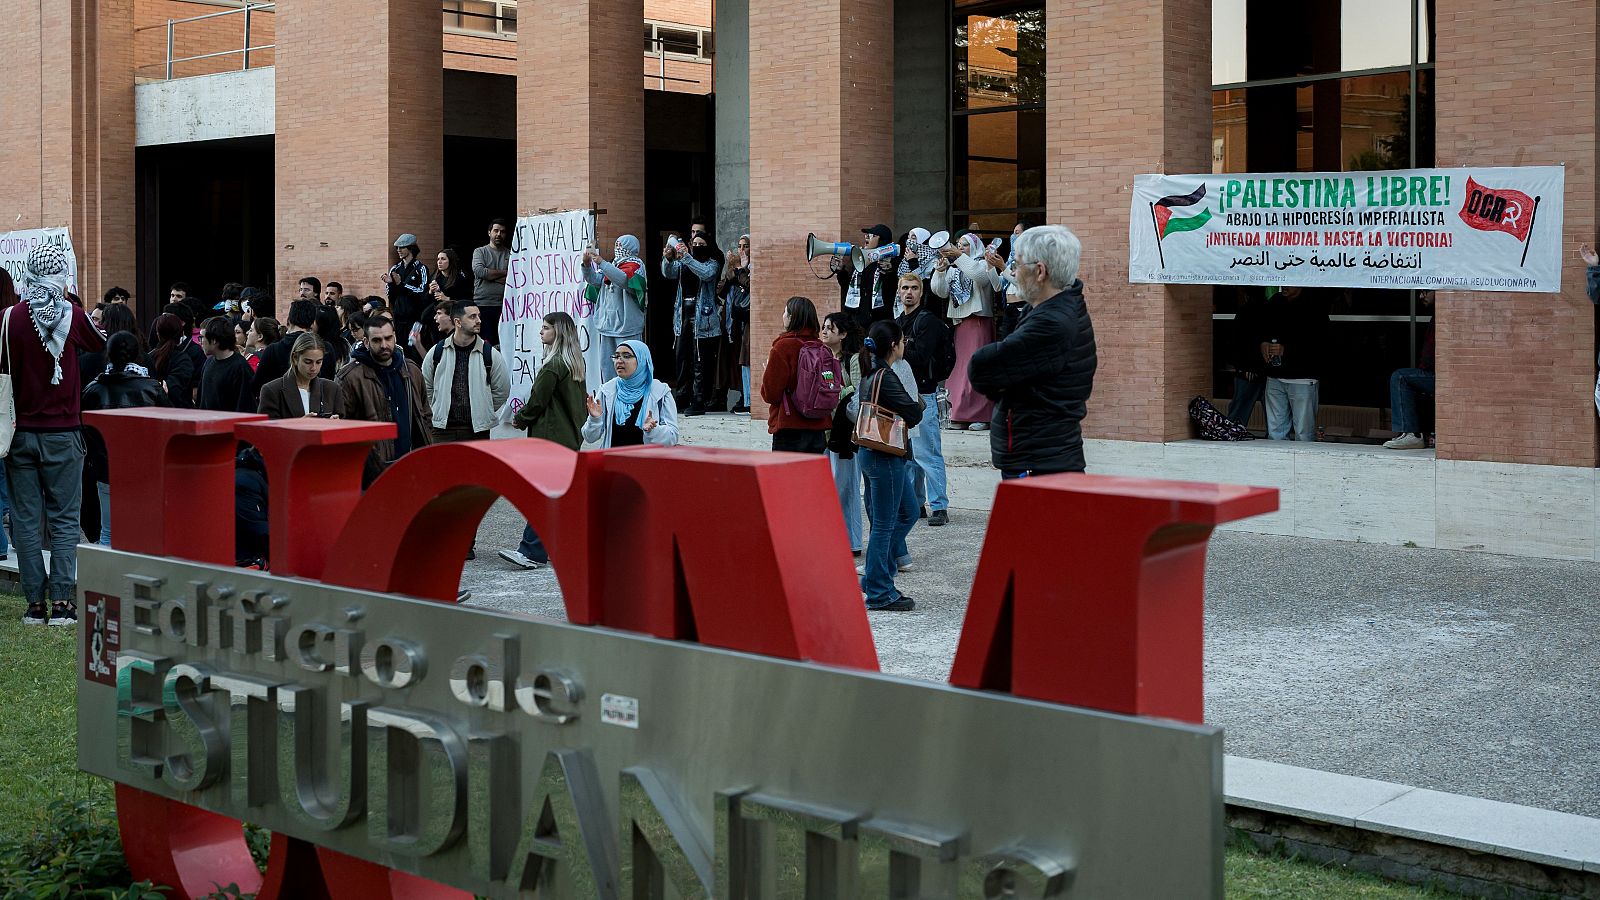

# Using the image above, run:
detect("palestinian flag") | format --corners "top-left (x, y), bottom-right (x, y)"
top-left (1153, 184), bottom-right (1212, 238)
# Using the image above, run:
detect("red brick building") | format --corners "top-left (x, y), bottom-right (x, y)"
top-left (2, 0), bottom-right (1597, 558)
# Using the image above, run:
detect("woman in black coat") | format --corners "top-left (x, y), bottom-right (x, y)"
top-left (83, 332), bottom-right (173, 546)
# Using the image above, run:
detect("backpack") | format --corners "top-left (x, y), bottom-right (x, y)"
top-left (431, 339), bottom-right (496, 389)
top-left (788, 339), bottom-right (842, 419)
top-left (1188, 395), bottom-right (1254, 441)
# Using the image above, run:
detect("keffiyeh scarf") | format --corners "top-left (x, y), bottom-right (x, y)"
top-left (24, 244), bottom-right (72, 384)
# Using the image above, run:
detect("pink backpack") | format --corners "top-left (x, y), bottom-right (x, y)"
top-left (788, 340), bottom-right (842, 419)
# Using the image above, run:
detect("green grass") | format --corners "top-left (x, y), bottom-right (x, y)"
top-left (0, 593), bottom-right (112, 843)
top-left (0, 593), bottom-right (1465, 897)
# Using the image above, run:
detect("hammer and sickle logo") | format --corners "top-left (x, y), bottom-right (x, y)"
top-left (1503, 200), bottom-right (1524, 227)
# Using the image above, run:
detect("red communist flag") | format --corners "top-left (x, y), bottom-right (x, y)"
top-left (1458, 177), bottom-right (1536, 242)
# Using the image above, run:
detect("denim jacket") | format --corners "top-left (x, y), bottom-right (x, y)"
top-left (663, 255), bottom-right (723, 339)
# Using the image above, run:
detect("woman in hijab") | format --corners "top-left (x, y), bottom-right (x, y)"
top-left (931, 232), bottom-right (1001, 431)
top-left (586, 235), bottom-right (648, 369)
top-left (499, 311), bottom-right (589, 571)
top-left (581, 339), bottom-right (679, 448)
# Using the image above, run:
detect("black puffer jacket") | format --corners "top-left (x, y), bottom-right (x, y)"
top-left (82, 366), bottom-right (173, 484)
top-left (969, 281), bottom-right (1097, 474)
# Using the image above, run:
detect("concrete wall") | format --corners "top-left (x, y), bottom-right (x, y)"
top-left (712, 0), bottom-right (749, 244)
top-left (136, 68), bottom-right (274, 146)
top-left (893, 0), bottom-right (946, 235)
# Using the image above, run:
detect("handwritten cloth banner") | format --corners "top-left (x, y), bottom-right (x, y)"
top-left (497, 210), bottom-right (602, 420)
top-left (1128, 166), bottom-right (1565, 294)
top-left (0, 227), bottom-right (78, 297)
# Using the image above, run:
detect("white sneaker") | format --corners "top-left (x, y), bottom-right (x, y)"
top-left (1383, 434), bottom-right (1426, 450)
top-left (497, 549), bottom-right (546, 570)
top-left (967, 422), bottom-right (988, 432)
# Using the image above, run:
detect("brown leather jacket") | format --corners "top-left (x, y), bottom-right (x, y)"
top-left (335, 348), bottom-right (432, 484)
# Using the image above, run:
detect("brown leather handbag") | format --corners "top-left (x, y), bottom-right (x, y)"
top-left (852, 370), bottom-right (909, 457)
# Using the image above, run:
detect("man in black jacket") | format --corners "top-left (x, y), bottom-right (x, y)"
top-left (969, 225), bottom-right (1097, 477)
top-left (894, 272), bottom-right (955, 525)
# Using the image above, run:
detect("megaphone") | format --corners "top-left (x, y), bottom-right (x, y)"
top-left (806, 233), bottom-right (856, 263)
top-left (852, 242), bottom-right (901, 271)
top-left (926, 231), bottom-right (951, 250)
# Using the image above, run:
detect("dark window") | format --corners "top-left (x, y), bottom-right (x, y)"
top-left (1211, 0), bottom-right (1436, 432)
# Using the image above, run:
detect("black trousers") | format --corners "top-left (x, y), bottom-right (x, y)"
top-left (674, 325), bottom-right (719, 411)
top-left (771, 429), bottom-right (828, 454)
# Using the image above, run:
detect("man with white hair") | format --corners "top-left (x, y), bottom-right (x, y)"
top-left (968, 225), bottom-right (1098, 478)
top-left (3, 243), bottom-right (106, 625)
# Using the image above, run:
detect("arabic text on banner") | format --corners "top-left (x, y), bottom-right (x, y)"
top-left (497, 210), bottom-right (603, 415)
top-left (0, 227), bottom-right (78, 297)
top-left (1127, 167), bottom-right (1565, 294)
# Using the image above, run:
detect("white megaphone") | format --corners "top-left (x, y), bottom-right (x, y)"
top-left (926, 230), bottom-right (951, 250)
top-left (852, 242), bottom-right (901, 271)
top-left (806, 233), bottom-right (857, 263)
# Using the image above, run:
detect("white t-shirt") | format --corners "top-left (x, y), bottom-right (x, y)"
top-left (298, 387), bottom-right (311, 415)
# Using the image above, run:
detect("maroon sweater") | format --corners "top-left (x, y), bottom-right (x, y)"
top-left (4, 304), bottom-right (106, 431)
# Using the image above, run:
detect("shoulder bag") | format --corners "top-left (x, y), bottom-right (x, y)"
top-left (0, 307), bottom-right (14, 458)
top-left (852, 369), bottom-right (908, 457)
top-left (0, 305), bottom-right (14, 458)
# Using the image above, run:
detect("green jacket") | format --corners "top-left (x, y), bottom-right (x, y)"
top-left (513, 358), bottom-right (586, 451)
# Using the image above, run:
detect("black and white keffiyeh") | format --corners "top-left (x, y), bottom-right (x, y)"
top-left (23, 244), bottom-right (72, 384)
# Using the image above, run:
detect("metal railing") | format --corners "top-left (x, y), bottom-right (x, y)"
top-left (135, 2), bottom-right (275, 81)
top-left (647, 35), bottom-right (711, 91)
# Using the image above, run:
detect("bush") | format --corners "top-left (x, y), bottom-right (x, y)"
top-left (0, 798), bottom-right (166, 898)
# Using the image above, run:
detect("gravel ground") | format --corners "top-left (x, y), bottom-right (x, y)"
top-left (457, 415), bottom-right (1600, 818)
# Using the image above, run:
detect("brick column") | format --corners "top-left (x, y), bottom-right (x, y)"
top-left (0, 0), bottom-right (135, 301)
top-left (1048, 0), bottom-right (1212, 442)
top-left (517, 0), bottom-right (645, 242)
top-left (748, 0), bottom-right (894, 417)
top-left (274, 0), bottom-right (443, 302)
top-left (1433, 0), bottom-right (1597, 467)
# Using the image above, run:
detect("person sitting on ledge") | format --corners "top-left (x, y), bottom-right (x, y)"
top-left (1383, 290), bottom-right (1436, 451)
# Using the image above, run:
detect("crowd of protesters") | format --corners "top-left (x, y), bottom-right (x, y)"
top-left (0, 216), bottom-right (1097, 624)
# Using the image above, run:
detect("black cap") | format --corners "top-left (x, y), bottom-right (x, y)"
top-left (861, 224), bottom-right (894, 244)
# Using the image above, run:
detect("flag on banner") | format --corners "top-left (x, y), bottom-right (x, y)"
top-left (1459, 177), bottom-right (1536, 242)
top-left (1153, 184), bottom-right (1213, 238)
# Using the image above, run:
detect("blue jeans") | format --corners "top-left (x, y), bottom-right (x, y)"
top-left (1265, 379), bottom-right (1318, 441)
top-left (518, 524), bottom-right (549, 565)
top-left (741, 366), bottom-right (751, 407)
top-left (1389, 368), bottom-right (1435, 433)
top-left (859, 448), bottom-right (917, 606)
top-left (829, 449), bottom-right (863, 552)
top-left (1227, 374), bottom-right (1265, 426)
top-left (97, 482), bottom-right (111, 546)
top-left (5, 431), bottom-right (86, 603)
top-left (909, 394), bottom-right (948, 512)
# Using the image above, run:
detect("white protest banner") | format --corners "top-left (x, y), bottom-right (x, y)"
top-left (497, 210), bottom-right (602, 416)
top-left (0, 227), bottom-right (78, 297)
top-left (1128, 166), bottom-right (1565, 293)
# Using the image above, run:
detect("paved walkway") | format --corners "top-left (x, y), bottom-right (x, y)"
top-left (450, 414), bottom-right (1600, 818)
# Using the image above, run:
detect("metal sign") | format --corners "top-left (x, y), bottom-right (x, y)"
top-left (80, 409), bottom-right (1280, 898)
top-left (78, 549), bottom-right (1222, 898)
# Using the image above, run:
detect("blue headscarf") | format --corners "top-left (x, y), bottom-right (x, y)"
top-left (611, 339), bottom-right (654, 427)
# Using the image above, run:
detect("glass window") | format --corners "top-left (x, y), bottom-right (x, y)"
top-left (953, 109), bottom-right (1045, 213)
top-left (954, 8), bottom-right (1044, 111)
top-left (645, 24), bottom-right (654, 52)
top-left (657, 27), bottom-right (699, 56)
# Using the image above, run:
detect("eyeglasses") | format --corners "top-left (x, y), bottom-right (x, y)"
top-left (611, 353), bottom-right (636, 361)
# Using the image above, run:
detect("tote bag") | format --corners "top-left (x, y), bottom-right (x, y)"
top-left (851, 369), bottom-right (908, 457)
top-left (0, 307), bottom-right (15, 458)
